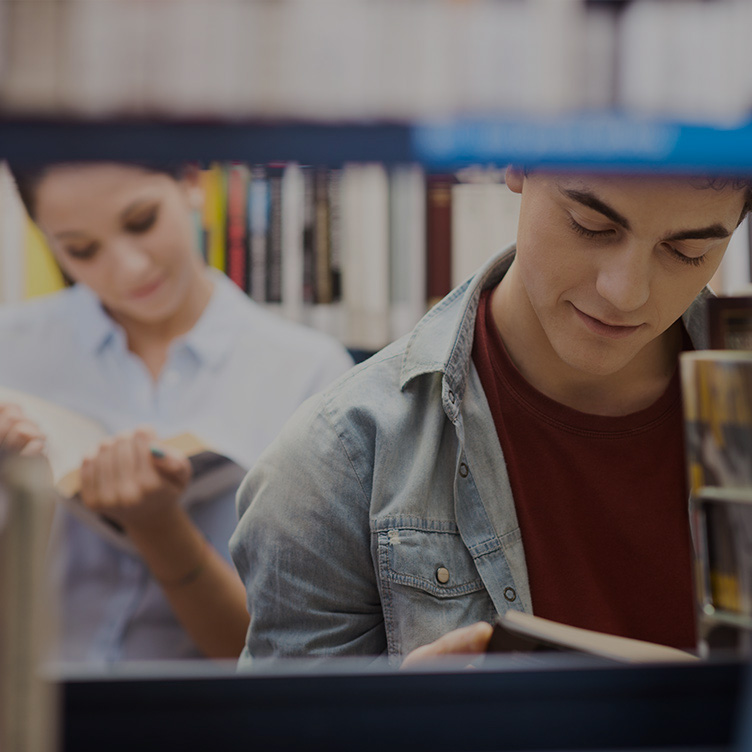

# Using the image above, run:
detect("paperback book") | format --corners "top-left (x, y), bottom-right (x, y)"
top-left (0, 385), bottom-right (247, 553)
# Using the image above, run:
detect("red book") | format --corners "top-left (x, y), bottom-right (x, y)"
top-left (425, 173), bottom-right (455, 308)
top-left (226, 163), bottom-right (249, 293)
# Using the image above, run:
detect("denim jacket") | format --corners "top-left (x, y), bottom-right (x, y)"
top-left (231, 246), bottom-right (712, 664)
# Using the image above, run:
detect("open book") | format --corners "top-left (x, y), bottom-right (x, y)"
top-left (0, 385), bottom-right (247, 552)
top-left (488, 611), bottom-right (698, 664)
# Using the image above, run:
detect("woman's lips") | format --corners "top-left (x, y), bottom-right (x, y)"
top-left (129, 277), bottom-right (165, 299)
top-left (573, 305), bottom-right (642, 340)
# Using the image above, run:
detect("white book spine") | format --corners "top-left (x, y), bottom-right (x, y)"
top-left (389, 164), bottom-right (427, 342)
top-left (713, 216), bottom-right (751, 295)
top-left (0, 0), bottom-right (60, 113)
top-left (0, 164), bottom-right (26, 306)
top-left (281, 163), bottom-right (305, 324)
top-left (451, 181), bottom-right (520, 289)
top-left (341, 164), bottom-right (390, 351)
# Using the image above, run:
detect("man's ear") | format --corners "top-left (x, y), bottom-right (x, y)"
top-left (505, 165), bottom-right (525, 195)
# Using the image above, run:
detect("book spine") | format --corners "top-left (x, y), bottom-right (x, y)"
top-left (451, 177), bottom-right (520, 288)
top-left (302, 167), bottom-right (316, 307)
top-left (328, 168), bottom-right (343, 303)
top-left (225, 163), bottom-right (249, 293)
top-left (341, 163), bottom-right (390, 351)
top-left (0, 165), bottom-right (27, 305)
top-left (313, 168), bottom-right (333, 305)
top-left (248, 166), bottom-right (269, 303)
top-left (281, 163), bottom-right (305, 322)
top-left (266, 164), bottom-right (285, 304)
top-left (202, 163), bottom-right (228, 272)
top-left (389, 164), bottom-right (427, 341)
top-left (425, 173), bottom-right (455, 309)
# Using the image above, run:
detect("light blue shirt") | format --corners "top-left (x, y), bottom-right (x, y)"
top-left (231, 246), bottom-right (712, 664)
top-left (0, 270), bottom-right (353, 663)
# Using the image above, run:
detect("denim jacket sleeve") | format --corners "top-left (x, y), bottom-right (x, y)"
top-left (231, 391), bottom-right (387, 662)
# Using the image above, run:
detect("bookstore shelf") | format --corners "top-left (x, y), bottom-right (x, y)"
top-left (3, 115), bottom-right (752, 173)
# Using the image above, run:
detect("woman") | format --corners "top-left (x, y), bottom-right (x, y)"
top-left (0, 161), bottom-right (353, 662)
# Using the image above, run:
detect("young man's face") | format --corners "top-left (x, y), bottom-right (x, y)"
top-left (505, 169), bottom-right (748, 378)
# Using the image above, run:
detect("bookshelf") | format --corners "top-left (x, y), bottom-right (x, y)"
top-left (2, 0), bottom-right (752, 349)
top-left (3, 115), bottom-right (752, 174)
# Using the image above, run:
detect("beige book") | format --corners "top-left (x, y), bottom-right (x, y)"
top-left (489, 611), bottom-right (698, 664)
top-left (0, 454), bottom-right (59, 752)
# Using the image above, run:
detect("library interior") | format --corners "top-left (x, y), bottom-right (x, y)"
top-left (1, 1), bottom-right (752, 750)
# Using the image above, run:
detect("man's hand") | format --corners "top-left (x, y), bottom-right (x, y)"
top-left (79, 427), bottom-right (192, 532)
top-left (0, 403), bottom-right (47, 456)
top-left (401, 621), bottom-right (494, 668)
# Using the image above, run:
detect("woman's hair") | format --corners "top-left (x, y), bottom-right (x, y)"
top-left (8, 160), bottom-right (186, 220)
top-left (8, 160), bottom-right (188, 288)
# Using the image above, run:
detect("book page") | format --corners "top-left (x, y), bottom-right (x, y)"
top-left (0, 385), bottom-right (107, 484)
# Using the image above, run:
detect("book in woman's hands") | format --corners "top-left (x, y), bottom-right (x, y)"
top-left (0, 385), bottom-right (247, 552)
top-left (487, 611), bottom-right (698, 664)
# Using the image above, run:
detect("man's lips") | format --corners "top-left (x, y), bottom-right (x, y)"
top-left (573, 305), bottom-right (642, 340)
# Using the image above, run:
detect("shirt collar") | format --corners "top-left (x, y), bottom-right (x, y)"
top-left (69, 283), bottom-right (121, 355)
top-left (171, 269), bottom-right (249, 369)
top-left (70, 269), bottom-right (248, 368)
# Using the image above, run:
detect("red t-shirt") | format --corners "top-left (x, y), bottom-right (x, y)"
top-left (472, 288), bottom-right (697, 649)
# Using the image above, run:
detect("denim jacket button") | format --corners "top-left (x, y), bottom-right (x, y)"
top-left (503, 587), bottom-right (517, 602)
top-left (435, 566), bottom-right (450, 584)
top-left (459, 462), bottom-right (469, 478)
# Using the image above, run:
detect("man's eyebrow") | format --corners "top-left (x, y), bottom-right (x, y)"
top-left (560, 188), bottom-right (631, 230)
top-left (664, 225), bottom-right (731, 242)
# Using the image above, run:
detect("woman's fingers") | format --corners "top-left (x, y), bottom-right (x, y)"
top-left (78, 428), bottom-right (191, 529)
top-left (0, 404), bottom-right (46, 455)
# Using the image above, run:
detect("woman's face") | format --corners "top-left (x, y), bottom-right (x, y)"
top-left (33, 163), bottom-right (205, 326)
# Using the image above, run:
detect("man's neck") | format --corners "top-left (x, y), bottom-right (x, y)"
top-left (490, 266), bottom-right (682, 417)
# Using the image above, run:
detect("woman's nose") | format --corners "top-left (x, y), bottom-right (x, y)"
top-left (109, 240), bottom-right (152, 277)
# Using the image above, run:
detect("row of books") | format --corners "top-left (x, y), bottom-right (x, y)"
top-left (2, 0), bottom-right (751, 124)
top-left (0, 160), bottom-right (520, 351)
top-left (198, 162), bottom-right (520, 350)
top-left (680, 294), bottom-right (752, 655)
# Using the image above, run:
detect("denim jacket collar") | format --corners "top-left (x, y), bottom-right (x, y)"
top-left (401, 244), bottom-right (712, 419)
top-left (401, 245), bottom-right (516, 421)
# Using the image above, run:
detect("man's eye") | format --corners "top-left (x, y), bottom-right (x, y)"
top-left (568, 217), bottom-right (613, 239)
top-left (126, 210), bottom-right (158, 233)
top-left (667, 245), bottom-right (706, 268)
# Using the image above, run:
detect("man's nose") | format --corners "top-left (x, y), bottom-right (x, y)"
top-left (594, 244), bottom-right (651, 313)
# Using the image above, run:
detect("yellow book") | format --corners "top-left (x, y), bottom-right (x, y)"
top-left (202, 163), bottom-right (228, 273)
top-left (24, 217), bottom-right (65, 299)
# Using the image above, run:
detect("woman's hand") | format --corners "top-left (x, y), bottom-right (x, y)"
top-left (0, 402), bottom-right (47, 456)
top-left (79, 427), bottom-right (191, 532)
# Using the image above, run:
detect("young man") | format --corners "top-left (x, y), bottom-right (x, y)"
top-left (230, 168), bottom-right (751, 665)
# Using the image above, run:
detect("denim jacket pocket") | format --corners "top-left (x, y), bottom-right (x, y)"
top-left (376, 525), bottom-right (494, 657)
